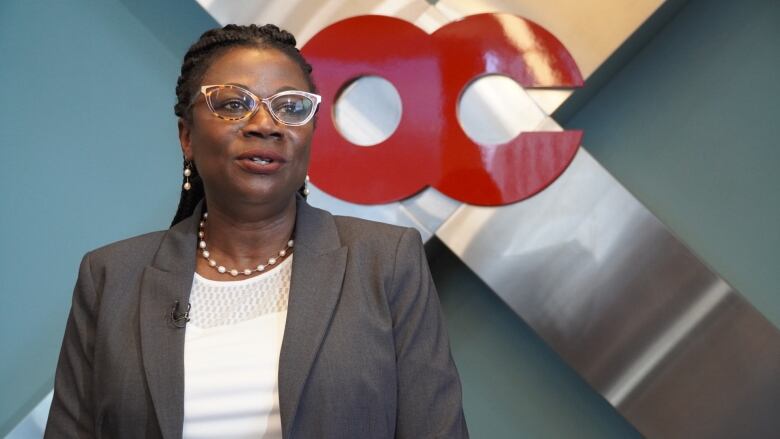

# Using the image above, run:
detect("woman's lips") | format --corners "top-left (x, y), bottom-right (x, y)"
top-left (236, 150), bottom-right (286, 174)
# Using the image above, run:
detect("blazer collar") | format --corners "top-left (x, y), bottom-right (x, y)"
top-left (280, 195), bottom-right (348, 438)
top-left (139, 197), bottom-right (347, 439)
top-left (139, 204), bottom-right (200, 439)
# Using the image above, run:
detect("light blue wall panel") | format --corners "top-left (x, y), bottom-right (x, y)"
top-left (0, 0), bottom-right (216, 433)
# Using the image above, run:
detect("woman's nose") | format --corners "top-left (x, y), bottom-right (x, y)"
top-left (241, 103), bottom-right (282, 139)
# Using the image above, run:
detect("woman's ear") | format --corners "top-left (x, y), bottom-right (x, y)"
top-left (178, 118), bottom-right (193, 160)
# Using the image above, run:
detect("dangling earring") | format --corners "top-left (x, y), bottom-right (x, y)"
top-left (303, 174), bottom-right (310, 196)
top-left (183, 160), bottom-right (193, 191)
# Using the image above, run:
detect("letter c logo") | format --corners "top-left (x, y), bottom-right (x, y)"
top-left (302, 13), bottom-right (583, 206)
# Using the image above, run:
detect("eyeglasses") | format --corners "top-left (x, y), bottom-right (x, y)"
top-left (198, 85), bottom-right (321, 126)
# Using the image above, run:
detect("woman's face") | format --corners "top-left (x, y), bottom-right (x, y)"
top-left (179, 46), bottom-right (314, 210)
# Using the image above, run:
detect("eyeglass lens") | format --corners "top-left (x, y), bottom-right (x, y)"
top-left (207, 87), bottom-right (314, 124)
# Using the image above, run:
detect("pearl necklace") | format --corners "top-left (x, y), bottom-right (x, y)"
top-left (198, 212), bottom-right (294, 277)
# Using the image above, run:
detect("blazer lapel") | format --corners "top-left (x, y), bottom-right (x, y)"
top-left (139, 208), bottom-right (200, 439)
top-left (278, 198), bottom-right (348, 438)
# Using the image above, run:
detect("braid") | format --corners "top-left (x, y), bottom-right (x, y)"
top-left (170, 24), bottom-right (315, 226)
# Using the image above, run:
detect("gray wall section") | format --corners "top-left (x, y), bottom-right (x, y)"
top-left (1, 0), bottom-right (777, 436)
top-left (567, 0), bottom-right (780, 327)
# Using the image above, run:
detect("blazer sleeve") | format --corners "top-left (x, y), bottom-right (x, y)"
top-left (389, 228), bottom-right (469, 439)
top-left (45, 253), bottom-right (99, 438)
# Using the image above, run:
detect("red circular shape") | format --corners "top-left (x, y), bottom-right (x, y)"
top-left (432, 13), bottom-right (583, 205)
top-left (303, 16), bottom-right (440, 204)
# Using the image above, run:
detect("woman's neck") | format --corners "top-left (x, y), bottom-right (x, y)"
top-left (195, 196), bottom-right (297, 280)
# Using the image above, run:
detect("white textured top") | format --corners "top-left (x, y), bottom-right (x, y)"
top-left (183, 256), bottom-right (292, 439)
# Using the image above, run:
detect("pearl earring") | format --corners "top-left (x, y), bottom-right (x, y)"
top-left (183, 161), bottom-right (192, 191)
top-left (303, 174), bottom-right (310, 196)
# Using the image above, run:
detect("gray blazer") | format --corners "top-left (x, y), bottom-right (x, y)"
top-left (45, 197), bottom-right (468, 439)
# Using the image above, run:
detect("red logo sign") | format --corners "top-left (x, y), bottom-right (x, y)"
top-left (302, 14), bottom-right (583, 206)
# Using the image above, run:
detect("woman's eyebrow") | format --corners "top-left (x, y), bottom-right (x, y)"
top-left (223, 83), bottom-right (302, 95)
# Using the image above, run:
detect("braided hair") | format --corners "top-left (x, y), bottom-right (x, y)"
top-left (171, 24), bottom-right (316, 226)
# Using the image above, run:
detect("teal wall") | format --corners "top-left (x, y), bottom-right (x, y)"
top-left (1, 0), bottom-right (777, 437)
top-left (0, 0), bottom-right (216, 433)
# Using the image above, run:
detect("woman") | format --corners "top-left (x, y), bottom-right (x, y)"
top-left (45, 24), bottom-right (468, 438)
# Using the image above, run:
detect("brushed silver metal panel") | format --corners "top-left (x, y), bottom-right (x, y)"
top-left (621, 291), bottom-right (780, 438)
top-left (436, 147), bottom-right (780, 438)
top-left (306, 184), bottom-right (460, 242)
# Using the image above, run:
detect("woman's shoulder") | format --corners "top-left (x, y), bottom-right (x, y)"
top-left (84, 229), bottom-right (168, 267)
top-left (328, 214), bottom-right (425, 265)
top-left (332, 214), bottom-right (419, 244)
